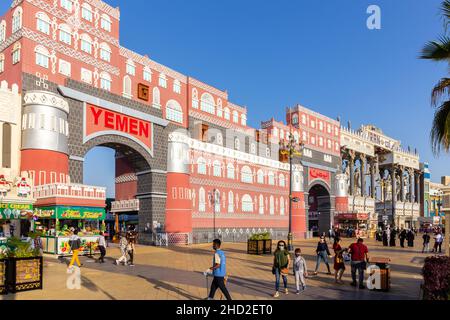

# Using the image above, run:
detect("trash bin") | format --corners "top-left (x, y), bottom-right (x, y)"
top-left (368, 257), bottom-right (391, 292)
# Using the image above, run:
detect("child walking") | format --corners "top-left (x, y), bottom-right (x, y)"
top-left (293, 248), bottom-right (308, 294)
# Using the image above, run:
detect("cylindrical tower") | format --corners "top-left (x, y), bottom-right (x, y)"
top-left (335, 173), bottom-right (349, 213)
top-left (165, 131), bottom-right (192, 234)
top-left (20, 91), bottom-right (70, 186)
top-left (291, 164), bottom-right (306, 237)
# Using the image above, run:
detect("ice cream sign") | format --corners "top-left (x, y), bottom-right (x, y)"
top-left (0, 203), bottom-right (33, 219)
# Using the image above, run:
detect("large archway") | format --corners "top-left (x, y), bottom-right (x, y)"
top-left (308, 184), bottom-right (331, 236)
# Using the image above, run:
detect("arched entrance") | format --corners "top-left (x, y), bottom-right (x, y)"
top-left (308, 184), bottom-right (331, 236)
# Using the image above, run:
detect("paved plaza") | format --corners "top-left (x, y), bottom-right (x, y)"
top-left (1, 237), bottom-right (432, 300)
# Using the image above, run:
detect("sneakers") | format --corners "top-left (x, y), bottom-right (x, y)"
top-left (296, 290), bottom-right (300, 295)
top-left (129, 264), bottom-right (135, 267)
top-left (350, 282), bottom-right (357, 287)
top-left (273, 291), bottom-right (280, 298)
top-left (285, 288), bottom-right (289, 295)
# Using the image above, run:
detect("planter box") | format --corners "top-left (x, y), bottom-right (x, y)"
top-left (0, 259), bottom-right (6, 295)
top-left (6, 256), bottom-right (43, 294)
top-left (247, 239), bottom-right (272, 255)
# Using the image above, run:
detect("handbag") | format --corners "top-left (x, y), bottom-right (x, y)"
top-left (280, 267), bottom-right (289, 276)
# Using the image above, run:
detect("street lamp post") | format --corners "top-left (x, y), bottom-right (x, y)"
top-left (280, 134), bottom-right (304, 252)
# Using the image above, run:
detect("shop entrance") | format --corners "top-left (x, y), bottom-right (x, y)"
top-left (308, 184), bottom-right (331, 236)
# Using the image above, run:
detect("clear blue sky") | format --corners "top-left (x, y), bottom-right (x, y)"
top-left (2, 0), bottom-right (449, 197)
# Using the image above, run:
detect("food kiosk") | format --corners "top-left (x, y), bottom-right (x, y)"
top-left (334, 213), bottom-right (369, 238)
top-left (33, 206), bottom-right (106, 256)
top-left (0, 203), bottom-right (34, 240)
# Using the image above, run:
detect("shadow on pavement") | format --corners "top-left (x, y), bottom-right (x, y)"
top-left (137, 275), bottom-right (198, 300)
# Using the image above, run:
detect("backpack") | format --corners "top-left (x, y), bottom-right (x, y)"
top-left (69, 238), bottom-right (81, 251)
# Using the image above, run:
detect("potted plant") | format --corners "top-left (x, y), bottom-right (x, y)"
top-left (247, 232), bottom-right (272, 255)
top-left (5, 237), bottom-right (43, 294)
top-left (422, 256), bottom-right (450, 300)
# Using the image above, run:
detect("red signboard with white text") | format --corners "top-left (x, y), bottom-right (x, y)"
top-left (84, 104), bottom-right (153, 155)
top-left (309, 168), bottom-right (331, 185)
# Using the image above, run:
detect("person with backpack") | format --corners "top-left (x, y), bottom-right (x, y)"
top-left (68, 229), bottom-right (82, 269)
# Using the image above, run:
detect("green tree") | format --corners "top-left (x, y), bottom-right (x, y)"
top-left (421, 0), bottom-right (450, 154)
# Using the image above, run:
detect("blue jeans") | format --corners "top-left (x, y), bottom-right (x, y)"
top-left (315, 251), bottom-right (330, 272)
top-left (351, 261), bottom-right (365, 286)
top-left (275, 268), bottom-right (287, 291)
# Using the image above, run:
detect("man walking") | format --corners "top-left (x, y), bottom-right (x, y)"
top-left (126, 225), bottom-right (138, 267)
top-left (98, 232), bottom-right (107, 263)
top-left (433, 231), bottom-right (444, 253)
top-left (206, 239), bottom-right (232, 300)
top-left (114, 233), bottom-right (128, 266)
top-left (422, 232), bottom-right (431, 254)
top-left (348, 238), bottom-right (369, 289)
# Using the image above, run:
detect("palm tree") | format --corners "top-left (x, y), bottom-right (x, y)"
top-left (421, 0), bottom-right (450, 154)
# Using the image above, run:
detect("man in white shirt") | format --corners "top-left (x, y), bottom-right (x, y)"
top-left (433, 232), bottom-right (444, 253)
top-left (2, 221), bottom-right (11, 238)
top-left (98, 232), bottom-right (107, 263)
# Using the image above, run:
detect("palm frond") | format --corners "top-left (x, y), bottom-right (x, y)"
top-left (431, 78), bottom-right (450, 107)
top-left (420, 36), bottom-right (450, 61)
top-left (431, 100), bottom-right (450, 155)
top-left (441, 0), bottom-right (450, 29)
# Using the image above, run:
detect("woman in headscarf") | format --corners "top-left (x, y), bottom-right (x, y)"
top-left (272, 240), bottom-right (291, 298)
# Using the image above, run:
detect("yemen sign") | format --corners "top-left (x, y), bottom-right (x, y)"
top-left (84, 104), bottom-right (153, 156)
top-left (309, 168), bottom-right (331, 185)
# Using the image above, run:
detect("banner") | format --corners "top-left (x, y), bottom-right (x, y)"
top-left (57, 206), bottom-right (106, 220)
top-left (0, 203), bottom-right (33, 219)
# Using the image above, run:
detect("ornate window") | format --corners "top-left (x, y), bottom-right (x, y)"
top-left (242, 194), bottom-right (253, 213)
top-left (166, 100), bottom-right (183, 124)
top-left (126, 59), bottom-right (136, 76)
top-left (58, 59), bottom-right (71, 76)
top-left (294, 131), bottom-right (300, 143)
top-left (234, 137), bottom-right (240, 151)
top-left (173, 79), bottom-right (181, 94)
top-left (302, 131), bottom-right (307, 142)
top-left (292, 114), bottom-right (299, 125)
top-left (100, 72), bottom-right (112, 91)
top-left (266, 148), bottom-right (271, 158)
top-left (228, 191), bottom-right (234, 213)
top-left (279, 174), bottom-right (285, 187)
top-left (224, 107), bottom-right (231, 120)
top-left (152, 87), bottom-right (160, 108)
top-left (319, 121), bottom-right (324, 131)
top-left (158, 73), bottom-right (167, 88)
top-left (232, 111), bottom-right (239, 123)
top-left (213, 160), bottom-right (222, 177)
top-left (268, 172), bottom-right (275, 186)
top-left (197, 157), bottom-right (207, 175)
top-left (2, 123), bottom-right (11, 168)
top-left (250, 143), bottom-right (256, 154)
top-left (36, 12), bottom-right (50, 35)
top-left (12, 42), bottom-right (21, 64)
top-left (100, 14), bottom-right (112, 32)
top-left (122, 75), bottom-right (132, 98)
top-left (60, 0), bottom-right (73, 12)
top-left (241, 166), bottom-right (253, 184)
top-left (199, 187), bottom-right (206, 212)
top-left (273, 128), bottom-right (279, 138)
top-left (301, 114), bottom-right (307, 125)
top-left (200, 93), bottom-right (215, 114)
top-left (81, 3), bottom-right (93, 22)
top-left (59, 24), bottom-right (72, 45)
top-left (259, 195), bottom-right (264, 215)
top-left (319, 137), bottom-right (323, 147)
top-left (270, 196), bottom-right (275, 215)
top-left (217, 99), bottom-right (223, 117)
top-left (80, 34), bottom-right (93, 54)
top-left (35, 45), bottom-right (50, 69)
top-left (216, 132), bottom-right (223, 145)
top-left (0, 21), bottom-right (6, 43)
top-left (280, 197), bottom-right (285, 216)
top-left (227, 163), bottom-right (235, 179)
top-left (192, 88), bottom-right (199, 109)
top-left (81, 68), bottom-right (93, 84)
top-left (257, 170), bottom-right (264, 184)
top-left (100, 43), bottom-right (111, 62)
top-left (0, 53), bottom-right (4, 73)
top-left (241, 114), bottom-right (247, 126)
top-left (12, 7), bottom-right (22, 33)
top-left (143, 66), bottom-right (152, 82)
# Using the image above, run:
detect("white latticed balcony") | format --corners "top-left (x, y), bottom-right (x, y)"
top-left (33, 183), bottom-right (106, 200)
top-left (111, 199), bottom-right (140, 213)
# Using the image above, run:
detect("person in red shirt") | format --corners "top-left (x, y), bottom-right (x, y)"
top-left (348, 238), bottom-right (369, 289)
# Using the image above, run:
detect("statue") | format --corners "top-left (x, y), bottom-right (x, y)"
top-left (354, 168), bottom-right (361, 196)
top-left (396, 175), bottom-right (402, 200)
top-left (386, 176), bottom-right (392, 201)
